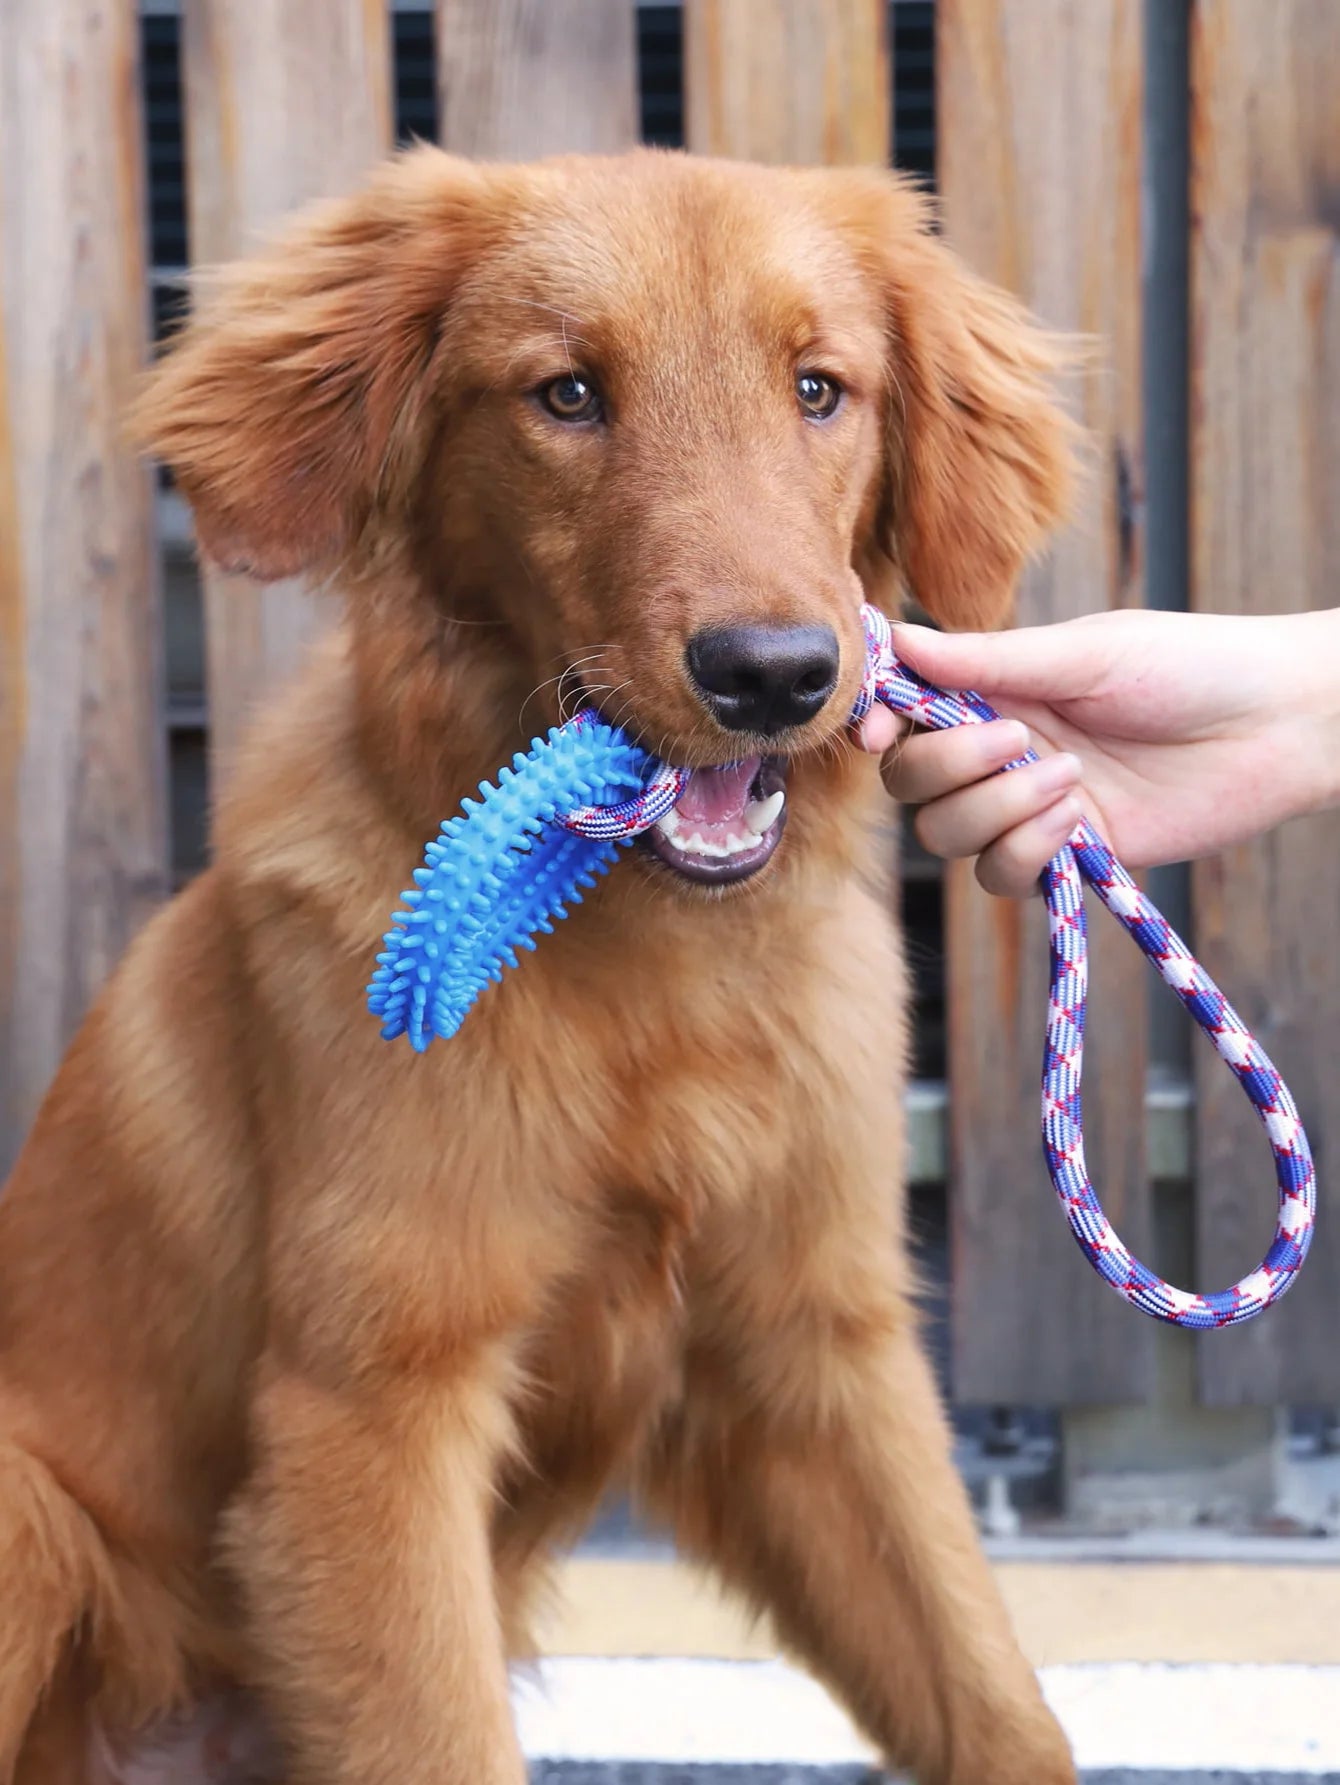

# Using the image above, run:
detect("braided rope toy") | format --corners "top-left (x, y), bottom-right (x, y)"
top-left (368, 602), bottom-right (1316, 1329)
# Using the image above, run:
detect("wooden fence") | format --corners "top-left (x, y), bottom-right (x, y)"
top-left (1, 0), bottom-right (1336, 1414)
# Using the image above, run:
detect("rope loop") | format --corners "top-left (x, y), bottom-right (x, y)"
top-left (859, 603), bottom-right (1316, 1327)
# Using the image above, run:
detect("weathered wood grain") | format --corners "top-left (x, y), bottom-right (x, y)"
top-left (939, 0), bottom-right (1152, 1403)
top-left (684, 0), bottom-right (890, 165)
top-left (436, 0), bottom-right (638, 159)
top-left (0, 0), bottom-right (166, 1174)
top-left (181, 0), bottom-right (392, 778)
top-left (1190, 0), bottom-right (1340, 1405)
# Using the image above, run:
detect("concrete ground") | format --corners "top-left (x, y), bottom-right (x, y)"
top-left (522, 1555), bottom-right (1340, 1782)
top-left (542, 1553), bottom-right (1340, 1665)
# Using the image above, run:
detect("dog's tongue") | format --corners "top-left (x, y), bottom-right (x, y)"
top-left (674, 757), bottom-right (759, 824)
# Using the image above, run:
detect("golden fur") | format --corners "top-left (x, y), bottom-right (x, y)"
top-left (0, 148), bottom-right (1075, 1783)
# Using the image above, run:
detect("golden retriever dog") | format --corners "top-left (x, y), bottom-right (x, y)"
top-left (0, 148), bottom-right (1075, 1784)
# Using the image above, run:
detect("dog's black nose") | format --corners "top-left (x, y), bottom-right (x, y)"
top-left (685, 625), bottom-right (840, 735)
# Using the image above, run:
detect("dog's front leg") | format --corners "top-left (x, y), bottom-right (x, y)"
top-left (229, 1355), bottom-right (525, 1785)
top-left (641, 1187), bottom-right (1075, 1785)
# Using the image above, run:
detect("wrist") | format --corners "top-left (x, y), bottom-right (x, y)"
top-left (1292, 609), bottom-right (1340, 817)
top-left (1315, 705), bottom-right (1340, 815)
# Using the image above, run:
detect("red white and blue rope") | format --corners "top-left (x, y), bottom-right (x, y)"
top-left (561, 733), bottom-right (690, 839)
top-left (560, 603), bottom-right (1316, 1329)
top-left (856, 602), bottom-right (1315, 1328)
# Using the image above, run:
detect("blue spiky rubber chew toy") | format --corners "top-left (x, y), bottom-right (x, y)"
top-left (367, 712), bottom-right (689, 1049)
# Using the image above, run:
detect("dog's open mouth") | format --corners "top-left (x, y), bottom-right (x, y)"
top-left (641, 756), bottom-right (788, 885)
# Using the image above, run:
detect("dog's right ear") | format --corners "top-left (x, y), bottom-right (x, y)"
top-left (131, 149), bottom-right (491, 581)
top-left (816, 168), bottom-right (1077, 632)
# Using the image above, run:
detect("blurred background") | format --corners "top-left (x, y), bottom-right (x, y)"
top-left (2, 0), bottom-right (1338, 1739)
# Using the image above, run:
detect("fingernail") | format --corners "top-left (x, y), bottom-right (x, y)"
top-left (858, 710), bottom-right (898, 754)
top-left (1048, 795), bottom-right (1083, 832)
top-left (890, 622), bottom-right (935, 655)
top-left (989, 720), bottom-right (1029, 760)
top-left (1033, 753), bottom-right (1080, 792)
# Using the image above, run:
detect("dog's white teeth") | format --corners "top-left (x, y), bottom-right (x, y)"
top-left (654, 819), bottom-right (764, 859)
top-left (744, 790), bottom-right (785, 836)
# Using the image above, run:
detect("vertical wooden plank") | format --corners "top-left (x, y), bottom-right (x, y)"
top-left (181, 0), bottom-right (392, 777)
top-left (939, 0), bottom-right (1152, 1404)
top-left (684, 0), bottom-right (890, 165)
top-left (1190, 0), bottom-right (1340, 1405)
top-left (436, 0), bottom-right (638, 159)
top-left (0, 0), bottom-right (166, 1175)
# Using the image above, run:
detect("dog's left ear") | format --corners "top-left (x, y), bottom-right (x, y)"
top-left (829, 172), bottom-right (1077, 630)
top-left (132, 148), bottom-right (492, 581)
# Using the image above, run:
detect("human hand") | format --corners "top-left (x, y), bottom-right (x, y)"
top-left (856, 607), bottom-right (1340, 896)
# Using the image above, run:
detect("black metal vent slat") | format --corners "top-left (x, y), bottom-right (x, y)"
top-left (637, 5), bottom-right (684, 148)
top-left (893, 0), bottom-right (936, 184)
top-left (141, 14), bottom-right (188, 268)
top-left (394, 9), bottom-right (438, 146)
top-left (151, 283), bottom-right (188, 349)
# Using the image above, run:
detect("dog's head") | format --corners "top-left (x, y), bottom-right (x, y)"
top-left (136, 148), bottom-right (1073, 890)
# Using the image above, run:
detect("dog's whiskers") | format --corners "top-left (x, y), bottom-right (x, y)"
top-left (554, 650), bottom-right (617, 725)
top-left (573, 679), bottom-right (633, 726)
top-left (608, 688), bottom-right (642, 735)
top-left (518, 647), bottom-right (616, 732)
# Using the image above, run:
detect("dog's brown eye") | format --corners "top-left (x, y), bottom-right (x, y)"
top-left (796, 371), bottom-right (842, 420)
top-left (539, 374), bottom-right (603, 423)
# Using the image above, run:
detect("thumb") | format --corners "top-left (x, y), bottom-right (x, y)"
top-left (891, 620), bottom-right (1108, 704)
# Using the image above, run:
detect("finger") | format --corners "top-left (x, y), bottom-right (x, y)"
top-left (975, 797), bottom-right (1084, 899)
top-left (884, 719), bottom-right (1030, 804)
top-left (914, 754), bottom-right (1081, 860)
top-left (892, 619), bottom-right (1110, 703)
top-left (855, 704), bottom-right (903, 754)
